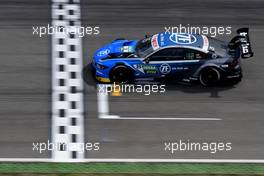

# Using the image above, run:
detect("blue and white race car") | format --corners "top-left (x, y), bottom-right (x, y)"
top-left (91, 28), bottom-right (253, 86)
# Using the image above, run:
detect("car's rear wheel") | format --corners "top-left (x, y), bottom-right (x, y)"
top-left (110, 65), bottom-right (133, 83)
top-left (199, 67), bottom-right (221, 86)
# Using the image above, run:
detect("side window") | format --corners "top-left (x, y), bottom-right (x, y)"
top-left (168, 48), bottom-right (184, 60)
top-left (148, 49), bottom-right (173, 61)
top-left (149, 48), bottom-right (184, 61)
top-left (184, 49), bottom-right (207, 60)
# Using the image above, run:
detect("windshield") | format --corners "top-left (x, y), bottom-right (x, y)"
top-left (207, 37), bottom-right (228, 57)
top-left (136, 37), bottom-right (154, 58)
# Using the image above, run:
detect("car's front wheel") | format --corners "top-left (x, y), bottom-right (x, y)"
top-left (199, 67), bottom-right (221, 86)
top-left (110, 65), bottom-right (133, 83)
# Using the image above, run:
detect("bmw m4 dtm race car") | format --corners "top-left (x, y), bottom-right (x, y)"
top-left (91, 28), bottom-right (253, 86)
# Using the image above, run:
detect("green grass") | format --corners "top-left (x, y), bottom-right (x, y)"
top-left (0, 163), bottom-right (264, 175)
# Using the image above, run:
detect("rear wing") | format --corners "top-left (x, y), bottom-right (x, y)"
top-left (228, 28), bottom-right (254, 59)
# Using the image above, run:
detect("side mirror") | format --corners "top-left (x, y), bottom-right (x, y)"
top-left (210, 53), bottom-right (218, 59)
top-left (144, 58), bottom-right (150, 64)
top-left (208, 46), bottom-right (215, 52)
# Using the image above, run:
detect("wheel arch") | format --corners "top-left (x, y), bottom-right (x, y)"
top-left (110, 62), bottom-right (135, 73)
top-left (195, 64), bottom-right (223, 77)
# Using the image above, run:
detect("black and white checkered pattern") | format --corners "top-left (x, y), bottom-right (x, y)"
top-left (51, 0), bottom-right (84, 161)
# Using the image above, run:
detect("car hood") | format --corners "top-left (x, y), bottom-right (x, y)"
top-left (93, 39), bottom-right (138, 62)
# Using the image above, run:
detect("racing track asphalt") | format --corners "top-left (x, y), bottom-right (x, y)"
top-left (0, 0), bottom-right (264, 160)
top-left (0, 0), bottom-right (50, 158)
top-left (82, 0), bottom-right (264, 159)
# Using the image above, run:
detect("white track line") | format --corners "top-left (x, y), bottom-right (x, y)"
top-left (97, 85), bottom-right (109, 118)
top-left (97, 85), bottom-right (221, 121)
top-left (51, 0), bottom-right (84, 161)
top-left (99, 116), bottom-right (221, 120)
top-left (1, 158), bottom-right (264, 163)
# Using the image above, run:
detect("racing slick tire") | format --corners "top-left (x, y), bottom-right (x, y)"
top-left (109, 65), bottom-right (133, 83)
top-left (199, 67), bottom-right (221, 87)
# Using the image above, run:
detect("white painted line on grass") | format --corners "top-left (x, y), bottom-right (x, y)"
top-left (1, 158), bottom-right (264, 163)
top-left (84, 159), bottom-right (264, 163)
top-left (51, 0), bottom-right (84, 161)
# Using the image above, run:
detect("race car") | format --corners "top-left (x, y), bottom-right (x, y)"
top-left (91, 28), bottom-right (253, 86)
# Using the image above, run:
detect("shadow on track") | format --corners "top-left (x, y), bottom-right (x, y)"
top-left (164, 83), bottom-right (235, 98)
top-left (82, 63), bottom-right (97, 88)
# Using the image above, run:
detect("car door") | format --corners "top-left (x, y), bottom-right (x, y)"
top-left (146, 48), bottom-right (186, 79)
top-left (181, 48), bottom-right (209, 77)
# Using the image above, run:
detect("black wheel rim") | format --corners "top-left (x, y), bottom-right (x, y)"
top-left (202, 69), bottom-right (219, 86)
top-left (112, 68), bottom-right (130, 83)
